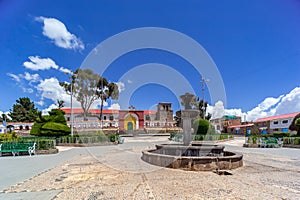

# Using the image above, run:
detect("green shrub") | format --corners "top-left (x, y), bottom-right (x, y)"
top-left (284, 137), bottom-right (300, 145)
top-left (30, 109), bottom-right (71, 137)
top-left (56, 134), bottom-right (118, 144)
top-left (192, 134), bottom-right (233, 141)
top-left (193, 118), bottom-right (210, 135)
top-left (0, 132), bottom-right (18, 142)
top-left (272, 132), bottom-right (290, 138)
top-left (40, 122), bottom-right (71, 136)
top-left (207, 125), bottom-right (217, 134)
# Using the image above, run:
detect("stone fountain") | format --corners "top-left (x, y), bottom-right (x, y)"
top-left (179, 93), bottom-right (200, 145)
top-left (141, 93), bottom-right (243, 171)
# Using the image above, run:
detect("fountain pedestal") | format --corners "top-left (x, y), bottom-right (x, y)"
top-left (181, 110), bottom-right (199, 145)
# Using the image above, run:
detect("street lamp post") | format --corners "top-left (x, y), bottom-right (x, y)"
top-left (200, 77), bottom-right (210, 119)
top-left (70, 74), bottom-right (75, 137)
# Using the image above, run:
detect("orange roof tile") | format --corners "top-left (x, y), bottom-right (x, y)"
top-left (254, 112), bottom-right (300, 122)
top-left (144, 110), bottom-right (157, 115)
top-left (60, 108), bottom-right (119, 114)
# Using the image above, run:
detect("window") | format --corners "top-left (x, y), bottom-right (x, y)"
top-left (109, 116), bottom-right (114, 121)
top-left (273, 121), bottom-right (279, 125)
top-left (103, 116), bottom-right (107, 120)
top-left (282, 120), bottom-right (288, 124)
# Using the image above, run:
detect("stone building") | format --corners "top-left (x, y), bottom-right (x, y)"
top-left (60, 102), bottom-right (177, 132)
top-left (210, 115), bottom-right (242, 133)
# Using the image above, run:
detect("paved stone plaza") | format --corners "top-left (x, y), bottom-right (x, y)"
top-left (0, 136), bottom-right (299, 199)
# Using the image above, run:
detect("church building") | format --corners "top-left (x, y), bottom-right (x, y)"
top-left (60, 102), bottom-right (177, 132)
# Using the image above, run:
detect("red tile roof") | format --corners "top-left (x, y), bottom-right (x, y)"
top-left (254, 112), bottom-right (300, 122)
top-left (227, 124), bottom-right (254, 129)
top-left (60, 108), bottom-right (157, 115)
top-left (60, 108), bottom-right (119, 114)
top-left (144, 110), bottom-right (157, 115)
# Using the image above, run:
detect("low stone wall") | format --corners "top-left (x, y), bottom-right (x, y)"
top-left (142, 150), bottom-right (243, 171)
top-left (243, 143), bottom-right (259, 148)
top-left (282, 144), bottom-right (300, 149)
top-left (56, 142), bottom-right (116, 147)
top-left (36, 148), bottom-right (59, 155)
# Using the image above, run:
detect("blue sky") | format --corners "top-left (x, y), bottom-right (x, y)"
top-left (1, 0), bottom-right (300, 120)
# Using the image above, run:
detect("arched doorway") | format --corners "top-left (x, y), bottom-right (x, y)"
top-left (124, 114), bottom-right (138, 130)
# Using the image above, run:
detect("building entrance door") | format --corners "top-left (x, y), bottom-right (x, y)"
top-left (127, 122), bottom-right (133, 130)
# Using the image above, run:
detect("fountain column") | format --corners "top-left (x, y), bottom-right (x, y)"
top-left (180, 93), bottom-right (200, 146)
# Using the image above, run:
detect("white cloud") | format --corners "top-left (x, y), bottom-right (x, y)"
top-left (90, 99), bottom-right (108, 109)
top-left (108, 103), bottom-right (121, 110)
top-left (209, 101), bottom-right (225, 119)
top-left (41, 104), bottom-right (58, 116)
top-left (209, 87), bottom-right (300, 122)
top-left (23, 56), bottom-right (60, 71)
top-left (225, 108), bottom-right (245, 121)
top-left (7, 73), bottom-right (21, 82)
top-left (35, 100), bottom-right (45, 106)
top-left (246, 95), bottom-right (284, 121)
top-left (36, 16), bottom-right (84, 50)
top-left (116, 82), bottom-right (125, 92)
top-left (23, 88), bottom-right (34, 93)
top-left (127, 80), bottom-right (133, 84)
top-left (59, 67), bottom-right (72, 74)
top-left (36, 77), bottom-right (79, 108)
top-left (209, 101), bottom-right (245, 121)
top-left (7, 73), bottom-right (35, 93)
top-left (24, 72), bottom-right (40, 82)
top-left (273, 87), bottom-right (300, 115)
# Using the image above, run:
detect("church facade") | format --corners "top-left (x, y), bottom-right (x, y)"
top-left (60, 102), bottom-right (177, 131)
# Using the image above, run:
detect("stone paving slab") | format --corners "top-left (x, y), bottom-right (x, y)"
top-left (0, 190), bottom-right (62, 200)
top-left (0, 136), bottom-right (299, 199)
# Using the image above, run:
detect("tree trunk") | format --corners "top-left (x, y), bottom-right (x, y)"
top-left (83, 109), bottom-right (88, 121)
top-left (100, 98), bottom-right (104, 122)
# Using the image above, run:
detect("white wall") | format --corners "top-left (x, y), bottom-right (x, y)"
top-left (270, 117), bottom-right (293, 130)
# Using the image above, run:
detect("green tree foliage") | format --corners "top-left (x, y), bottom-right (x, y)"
top-left (60, 69), bottom-right (119, 121)
top-left (193, 118), bottom-right (210, 135)
top-left (57, 99), bottom-right (65, 109)
top-left (9, 97), bottom-right (39, 122)
top-left (289, 114), bottom-right (300, 136)
top-left (198, 99), bottom-right (211, 120)
top-left (30, 109), bottom-right (70, 137)
top-left (96, 77), bottom-right (119, 121)
top-left (296, 118), bottom-right (300, 136)
top-left (60, 69), bottom-right (100, 121)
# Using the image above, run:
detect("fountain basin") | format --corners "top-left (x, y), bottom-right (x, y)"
top-left (142, 144), bottom-right (243, 171)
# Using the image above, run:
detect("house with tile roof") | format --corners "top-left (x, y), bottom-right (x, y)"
top-left (254, 112), bottom-right (300, 134)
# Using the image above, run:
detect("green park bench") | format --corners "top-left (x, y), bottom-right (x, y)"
top-left (259, 137), bottom-right (282, 148)
top-left (0, 142), bottom-right (36, 156)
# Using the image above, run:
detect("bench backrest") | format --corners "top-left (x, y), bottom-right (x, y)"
top-left (0, 142), bottom-right (35, 151)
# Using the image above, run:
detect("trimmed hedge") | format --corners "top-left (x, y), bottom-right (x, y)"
top-left (56, 134), bottom-right (119, 144)
top-left (193, 134), bottom-right (233, 141)
top-left (30, 109), bottom-right (71, 137)
top-left (283, 137), bottom-right (300, 145)
top-left (193, 118), bottom-right (210, 134)
top-left (169, 132), bottom-right (233, 141)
